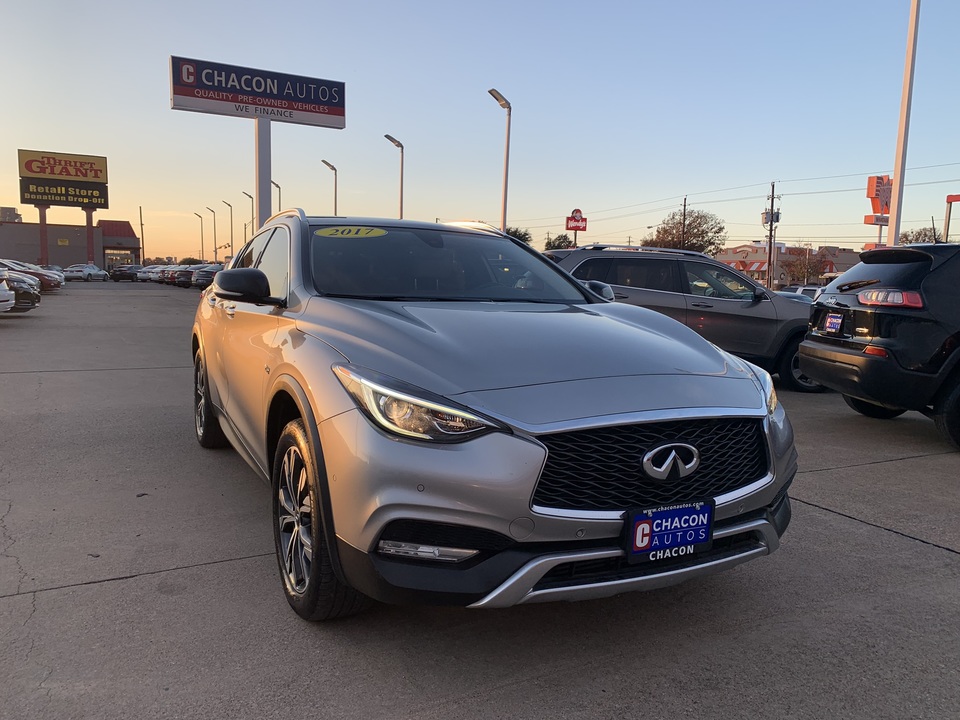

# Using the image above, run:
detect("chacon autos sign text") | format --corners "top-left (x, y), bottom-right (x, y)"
top-left (170, 56), bottom-right (345, 129)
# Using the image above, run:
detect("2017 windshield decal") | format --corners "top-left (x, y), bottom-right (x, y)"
top-left (315, 227), bottom-right (387, 238)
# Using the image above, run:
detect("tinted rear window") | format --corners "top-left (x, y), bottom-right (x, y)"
top-left (826, 258), bottom-right (931, 293)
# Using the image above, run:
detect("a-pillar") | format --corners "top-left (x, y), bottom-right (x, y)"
top-left (84, 207), bottom-right (95, 263)
top-left (37, 205), bottom-right (50, 265)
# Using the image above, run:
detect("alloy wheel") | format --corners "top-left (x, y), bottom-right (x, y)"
top-left (277, 446), bottom-right (314, 595)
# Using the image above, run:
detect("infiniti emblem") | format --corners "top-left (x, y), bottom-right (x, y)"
top-left (642, 443), bottom-right (700, 481)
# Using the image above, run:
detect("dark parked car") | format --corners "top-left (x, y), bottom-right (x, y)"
top-left (192, 211), bottom-right (796, 620)
top-left (546, 245), bottom-right (823, 392)
top-left (110, 264), bottom-right (143, 282)
top-left (7, 272), bottom-right (40, 313)
top-left (175, 266), bottom-right (202, 288)
top-left (191, 263), bottom-right (223, 290)
top-left (0, 270), bottom-right (41, 313)
top-left (800, 243), bottom-right (960, 448)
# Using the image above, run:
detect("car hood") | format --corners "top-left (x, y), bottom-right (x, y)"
top-left (297, 298), bottom-right (763, 423)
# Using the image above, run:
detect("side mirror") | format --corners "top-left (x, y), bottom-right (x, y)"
top-left (753, 286), bottom-right (769, 301)
top-left (582, 280), bottom-right (616, 301)
top-left (213, 268), bottom-right (284, 306)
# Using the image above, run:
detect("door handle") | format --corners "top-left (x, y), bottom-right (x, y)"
top-left (690, 302), bottom-right (713, 308)
top-left (614, 293), bottom-right (629, 300)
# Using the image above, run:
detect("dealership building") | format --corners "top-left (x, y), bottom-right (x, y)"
top-left (0, 207), bottom-right (141, 268)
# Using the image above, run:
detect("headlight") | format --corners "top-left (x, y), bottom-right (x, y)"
top-left (333, 364), bottom-right (502, 442)
top-left (747, 362), bottom-right (778, 415)
top-left (721, 350), bottom-right (778, 415)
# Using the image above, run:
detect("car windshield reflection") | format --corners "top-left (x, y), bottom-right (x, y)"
top-left (309, 225), bottom-right (587, 303)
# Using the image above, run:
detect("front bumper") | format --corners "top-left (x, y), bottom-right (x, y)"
top-left (337, 491), bottom-right (791, 607)
top-left (320, 402), bottom-right (797, 608)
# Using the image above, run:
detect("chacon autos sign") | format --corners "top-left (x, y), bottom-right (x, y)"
top-left (170, 56), bottom-right (345, 129)
top-left (18, 150), bottom-right (109, 209)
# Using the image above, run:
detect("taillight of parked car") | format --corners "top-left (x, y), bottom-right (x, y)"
top-left (857, 289), bottom-right (924, 308)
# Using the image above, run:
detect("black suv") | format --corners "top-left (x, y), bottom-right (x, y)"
top-left (547, 245), bottom-right (822, 392)
top-left (799, 244), bottom-right (960, 448)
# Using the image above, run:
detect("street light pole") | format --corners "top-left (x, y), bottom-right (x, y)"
top-left (242, 191), bottom-right (254, 236)
top-left (193, 212), bottom-right (204, 261)
top-left (222, 200), bottom-right (234, 258)
top-left (271, 180), bottom-right (281, 212)
top-left (384, 134), bottom-right (404, 219)
top-left (322, 160), bottom-right (338, 216)
top-left (488, 88), bottom-right (512, 232)
top-left (205, 206), bottom-right (217, 262)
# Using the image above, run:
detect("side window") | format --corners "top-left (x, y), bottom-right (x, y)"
top-left (233, 229), bottom-right (275, 269)
top-left (683, 262), bottom-right (754, 300)
top-left (255, 227), bottom-right (290, 299)
top-left (570, 257), bottom-right (612, 282)
top-left (608, 258), bottom-right (680, 292)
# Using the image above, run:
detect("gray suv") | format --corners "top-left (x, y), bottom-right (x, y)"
top-left (547, 245), bottom-right (823, 392)
top-left (193, 213), bottom-right (797, 620)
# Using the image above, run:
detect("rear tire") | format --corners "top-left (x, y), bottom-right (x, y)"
top-left (933, 378), bottom-right (960, 450)
top-left (842, 394), bottom-right (907, 419)
top-left (778, 338), bottom-right (826, 393)
top-left (273, 419), bottom-right (371, 621)
top-left (194, 349), bottom-right (229, 448)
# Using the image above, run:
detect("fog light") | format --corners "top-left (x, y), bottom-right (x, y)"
top-left (377, 540), bottom-right (478, 562)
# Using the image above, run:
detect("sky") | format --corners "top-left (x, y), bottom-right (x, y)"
top-left (3, 0), bottom-right (960, 260)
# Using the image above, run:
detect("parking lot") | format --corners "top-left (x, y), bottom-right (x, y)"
top-left (1, 282), bottom-right (958, 719)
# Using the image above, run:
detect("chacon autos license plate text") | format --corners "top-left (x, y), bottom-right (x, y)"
top-left (626, 501), bottom-right (714, 564)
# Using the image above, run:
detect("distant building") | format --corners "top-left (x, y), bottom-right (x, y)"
top-left (0, 209), bottom-right (140, 267)
top-left (714, 242), bottom-right (861, 287)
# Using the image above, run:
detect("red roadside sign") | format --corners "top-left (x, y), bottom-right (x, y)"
top-left (566, 208), bottom-right (587, 232)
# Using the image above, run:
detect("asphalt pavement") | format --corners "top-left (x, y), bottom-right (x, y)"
top-left (1, 283), bottom-right (957, 719)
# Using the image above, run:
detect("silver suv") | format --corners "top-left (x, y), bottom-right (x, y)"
top-left (547, 245), bottom-right (823, 392)
top-left (192, 213), bottom-right (797, 620)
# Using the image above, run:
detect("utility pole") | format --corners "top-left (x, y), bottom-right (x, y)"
top-left (766, 182), bottom-right (781, 288)
top-left (680, 196), bottom-right (687, 249)
top-left (139, 206), bottom-right (145, 264)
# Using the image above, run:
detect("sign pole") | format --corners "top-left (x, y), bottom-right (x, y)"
top-left (256, 118), bottom-right (272, 230)
top-left (85, 208), bottom-right (95, 263)
top-left (887, 0), bottom-right (921, 246)
top-left (38, 205), bottom-right (50, 265)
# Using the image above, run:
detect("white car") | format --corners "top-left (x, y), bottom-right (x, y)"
top-left (64, 264), bottom-right (109, 282)
top-left (0, 274), bottom-right (15, 313)
top-left (137, 265), bottom-right (161, 282)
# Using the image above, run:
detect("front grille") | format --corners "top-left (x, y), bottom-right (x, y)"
top-left (533, 418), bottom-right (768, 511)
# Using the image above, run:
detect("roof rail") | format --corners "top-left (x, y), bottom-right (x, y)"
top-left (572, 244), bottom-right (708, 257)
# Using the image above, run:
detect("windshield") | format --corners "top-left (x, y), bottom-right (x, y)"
top-left (309, 225), bottom-right (590, 303)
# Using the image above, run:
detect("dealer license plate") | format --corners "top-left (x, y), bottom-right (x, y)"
top-left (625, 501), bottom-right (714, 564)
top-left (824, 312), bottom-right (843, 333)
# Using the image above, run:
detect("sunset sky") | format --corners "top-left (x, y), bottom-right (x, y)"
top-left (3, 1), bottom-right (960, 259)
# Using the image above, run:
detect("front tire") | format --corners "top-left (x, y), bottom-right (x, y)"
top-left (193, 350), bottom-right (228, 448)
top-left (273, 419), bottom-right (370, 621)
top-left (842, 394), bottom-right (907, 419)
top-left (778, 338), bottom-right (827, 393)
top-left (933, 378), bottom-right (960, 450)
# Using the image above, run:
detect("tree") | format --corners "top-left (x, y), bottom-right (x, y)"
top-left (544, 233), bottom-right (575, 250)
top-left (781, 243), bottom-right (830, 285)
top-left (899, 226), bottom-right (941, 244)
top-left (180, 257), bottom-right (204, 265)
top-left (642, 209), bottom-right (727, 256)
top-left (504, 226), bottom-right (533, 245)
